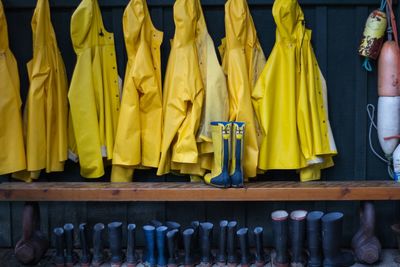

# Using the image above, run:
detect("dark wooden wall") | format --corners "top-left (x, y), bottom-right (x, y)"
top-left (1, 0), bottom-right (400, 249)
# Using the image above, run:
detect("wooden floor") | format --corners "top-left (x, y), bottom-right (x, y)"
top-left (1, 181), bottom-right (400, 201)
top-left (1, 249), bottom-right (400, 267)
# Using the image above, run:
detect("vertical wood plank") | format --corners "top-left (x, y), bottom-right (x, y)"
top-left (0, 202), bottom-right (12, 247)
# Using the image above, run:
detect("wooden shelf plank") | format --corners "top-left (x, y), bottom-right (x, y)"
top-left (0, 181), bottom-right (399, 202)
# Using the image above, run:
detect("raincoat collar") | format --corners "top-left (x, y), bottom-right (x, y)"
top-left (0, 0), bottom-right (9, 52)
top-left (273, 0), bottom-right (305, 41)
top-left (31, 0), bottom-right (56, 49)
top-left (123, 0), bottom-right (162, 59)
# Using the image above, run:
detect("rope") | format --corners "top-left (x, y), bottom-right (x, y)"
top-left (362, 58), bottom-right (373, 72)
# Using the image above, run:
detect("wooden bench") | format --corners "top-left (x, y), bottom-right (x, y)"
top-left (0, 180), bottom-right (399, 201)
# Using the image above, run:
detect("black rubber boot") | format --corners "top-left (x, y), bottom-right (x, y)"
top-left (237, 228), bottom-right (251, 267)
top-left (271, 210), bottom-right (289, 267)
top-left (227, 221), bottom-right (238, 267)
top-left (216, 220), bottom-right (228, 266)
top-left (307, 211), bottom-right (324, 267)
top-left (92, 223), bottom-right (106, 267)
top-left (166, 221), bottom-right (181, 259)
top-left (53, 227), bottom-right (65, 267)
top-left (167, 229), bottom-right (179, 267)
top-left (108, 222), bottom-right (124, 267)
top-left (64, 223), bottom-right (76, 267)
top-left (191, 220), bottom-right (200, 257)
top-left (79, 223), bottom-right (91, 267)
top-left (183, 228), bottom-right (195, 267)
top-left (254, 227), bottom-right (270, 267)
top-left (289, 210), bottom-right (307, 267)
top-left (200, 222), bottom-right (213, 266)
top-left (322, 212), bottom-right (355, 267)
top-left (126, 224), bottom-right (137, 267)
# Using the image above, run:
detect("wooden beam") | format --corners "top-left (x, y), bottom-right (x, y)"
top-left (0, 181), bottom-right (399, 202)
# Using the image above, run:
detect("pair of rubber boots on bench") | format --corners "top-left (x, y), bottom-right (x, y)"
top-left (205, 122), bottom-right (245, 188)
top-left (271, 210), bottom-right (355, 267)
top-left (54, 222), bottom-right (137, 267)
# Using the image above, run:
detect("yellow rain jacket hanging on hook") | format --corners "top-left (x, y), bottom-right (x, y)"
top-left (69, 0), bottom-right (120, 178)
top-left (14, 0), bottom-right (68, 181)
top-left (252, 0), bottom-right (337, 181)
top-left (111, 0), bottom-right (163, 182)
top-left (0, 0), bottom-right (26, 176)
top-left (219, 0), bottom-right (266, 179)
top-left (157, 0), bottom-right (205, 176)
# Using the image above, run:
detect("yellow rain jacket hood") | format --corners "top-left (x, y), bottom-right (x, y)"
top-left (0, 0), bottom-right (26, 175)
top-left (219, 0), bottom-right (266, 179)
top-left (14, 0), bottom-right (68, 181)
top-left (252, 0), bottom-right (337, 181)
top-left (68, 0), bottom-right (120, 178)
top-left (111, 0), bottom-right (163, 182)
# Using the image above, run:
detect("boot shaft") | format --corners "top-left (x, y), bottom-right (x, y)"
top-left (271, 210), bottom-right (289, 265)
top-left (306, 211), bottom-right (324, 267)
top-left (167, 229), bottom-right (179, 266)
top-left (254, 227), bottom-right (266, 266)
top-left (126, 224), bottom-right (137, 266)
top-left (143, 225), bottom-right (157, 266)
top-left (237, 227), bottom-right (251, 266)
top-left (216, 220), bottom-right (228, 264)
top-left (108, 222), bottom-right (123, 266)
top-left (79, 223), bottom-right (91, 266)
top-left (200, 222), bottom-right (214, 264)
top-left (53, 227), bottom-right (65, 266)
top-left (92, 223), bottom-right (105, 266)
top-left (230, 122), bottom-right (245, 187)
top-left (289, 210), bottom-right (307, 264)
top-left (156, 226), bottom-right (168, 267)
top-left (183, 228), bottom-right (195, 267)
top-left (63, 223), bottom-right (75, 266)
top-left (227, 221), bottom-right (238, 264)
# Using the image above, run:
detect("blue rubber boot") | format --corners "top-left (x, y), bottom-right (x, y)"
top-left (108, 222), bottom-right (124, 267)
top-left (200, 222), bottom-right (214, 266)
top-left (230, 122), bottom-right (245, 187)
top-left (143, 225), bottom-right (157, 267)
top-left (126, 224), bottom-right (137, 267)
top-left (204, 122), bottom-right (232, 188)
top-left (156, 226), bottom-right (168, 267)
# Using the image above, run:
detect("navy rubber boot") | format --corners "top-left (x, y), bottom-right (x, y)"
top-left (108, 222), bottom-right (124, 267)
top-left (230, 122), bottom-right (245, 188)
top-left (237, 228), bottom-right (252, 267)
top-left (307, 211), bottom-right (324, 267)
top-left (183, 228), bottom-right (195, 267)
top-left (53, 227), bottom-right (65, 267)
top-left (92, 223), bottom-right (106, 267)
top-left (79, 223), bottom-right (91, 267)
top-left (63, 223), bottom-right (76, 267)
top-left (126, 224), bottom-right (138, 267)
top-left (216, 220), bottom-right (228, 266)
top-left (200, 222), bottom-right (214, 266)
top-left (289, 210), bottom-right (308, 267)
top-left (254, 227), bottom-right (270, 267)
top-left (156, 226), bottom-right (168, 267)
top-left (144, 225), bottom-right (157, 267)
top-left (167, 229), bottom-right (179, 267)
top-left (271, 210), bottom-right (289, 267)
top-left (227, 221), bottom-right (238, 267)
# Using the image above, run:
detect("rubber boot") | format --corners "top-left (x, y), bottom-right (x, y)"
top-left (167, 229), bottom-right (179, 267)
top-left (351, 202), bottom-right (381, 264)
top-left (190, 221), bottom-right (200, 262)
top-left (92, 223), bottom-right (106, 267)
top-left (254, 227), bottom-right (270, 267)
top-left (79, 223), bottom-right (91, 267)
top-left (237, 228), bottom-right (251, 267)
top-left (53, 227), bottom-right (65, 267)
top-left (183, 228), bottom-right (195, 267)
top-left (200, 222), bottom-right (213, 266)
top-left (227, 221), bottom-right (238, 267)
top-left (126, 224), bottom-right (138, 267)
top-left (108, 222), bottom-right (123, 267)
top-left (64, 223), bottom-right (76, 267)
top-left (271, 210), bottom-right (289, 267)
top-left (216, 220), bottom-right (228, 266)
top-left (289, 210), bottom-right (307, 267)
top-left (307, 211), bottom-right (324, 267)
top-left (156, 226), bottom-right (168, 267)
top-left (204, 122), bottom-right (231, 188)
top-left (166, 221), bottom-right (181, 259)
top-left (230, 122), bottom-right (245, 187)
top-left (144, 225), bottom-right (157, 267)
top-left (322, 212), bottom-right (355, 267)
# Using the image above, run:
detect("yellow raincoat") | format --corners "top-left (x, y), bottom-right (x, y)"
top-left (219, 0), bottom-right (266, 179)
top-left (111, 0), bottom-right (163, 182)
top-left (14, 0), bottom-right (68, 181)
top-left (69, 0), bottom-right (120, 178)
top-left (0, 1), bottom-right (26, 175)
top-left (252, 0), bottom-right (337, 181)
